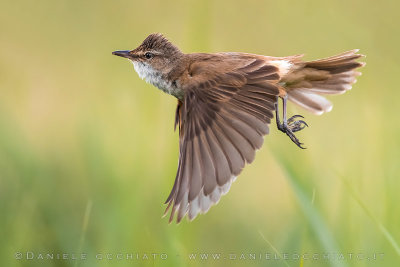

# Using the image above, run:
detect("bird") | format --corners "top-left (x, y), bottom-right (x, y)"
top-left (112, 33), bottom-right (365, 223)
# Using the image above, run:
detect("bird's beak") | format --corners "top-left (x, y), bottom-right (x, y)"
top-left (112, 50), bottom-right (131, 58)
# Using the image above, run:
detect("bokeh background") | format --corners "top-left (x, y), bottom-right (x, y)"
top-left (1, 0), bottom-right (399, 266)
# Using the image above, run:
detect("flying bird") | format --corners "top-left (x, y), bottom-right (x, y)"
top-left (113, 33), bottom-right (365, 223)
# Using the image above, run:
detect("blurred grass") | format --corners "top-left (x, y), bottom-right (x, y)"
top-left (1, 0), bottom-right (400, 266)
top-left (339, 174), bottom-right (400, 257)
top-left (274, 152), bottom-right (346, 267)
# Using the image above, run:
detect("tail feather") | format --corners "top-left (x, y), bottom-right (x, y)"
top-left (283, 50), bottom-right (365, 115)
top-left (288, 90), bottom-right (333, 115)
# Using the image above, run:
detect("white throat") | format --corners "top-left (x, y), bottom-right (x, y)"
top-left (131, 61), bottom-right (183, 99)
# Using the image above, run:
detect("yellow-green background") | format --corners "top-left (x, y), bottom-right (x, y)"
top-left (1, 0), bottom-right (399, 266)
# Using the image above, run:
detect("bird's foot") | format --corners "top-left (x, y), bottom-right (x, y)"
top-left (287, 115), bottom-right (308, 133)
top-left (277, 115), bottom-right (308, 149)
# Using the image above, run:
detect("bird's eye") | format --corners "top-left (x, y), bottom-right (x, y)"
top-left (144, 52), bottom-right (153, 59)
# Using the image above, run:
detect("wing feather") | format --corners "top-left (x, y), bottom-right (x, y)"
top-left (165, 57), bottom-right (282, 222)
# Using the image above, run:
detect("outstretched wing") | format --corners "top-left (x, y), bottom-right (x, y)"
top-left (165, 56), bottom-right (282, 223)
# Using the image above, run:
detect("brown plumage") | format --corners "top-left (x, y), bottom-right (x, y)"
top-left (283, 50), bottom-right (365, 114)
top-left (113, 33), bottom-right (365, 223)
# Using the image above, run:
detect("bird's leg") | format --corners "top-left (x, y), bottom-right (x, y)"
top-left (275, 95), bottom-right (308, 149)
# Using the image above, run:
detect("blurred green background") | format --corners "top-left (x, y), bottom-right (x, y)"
top-left (1, 0), bottom-right (399, 266)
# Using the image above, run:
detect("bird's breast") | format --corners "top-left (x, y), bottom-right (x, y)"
top-left (132, 61), bottom-right (184, 99)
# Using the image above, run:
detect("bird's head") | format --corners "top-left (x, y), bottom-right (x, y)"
top-left (112, 33), bottom-right (182, 76)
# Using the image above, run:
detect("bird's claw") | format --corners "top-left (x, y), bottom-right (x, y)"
top-left (287, 115), bottom-right (308, 133)
top-left (277, 114), bottom-right (308, 149)
top-left (287, 114), bottom-right (304, 124)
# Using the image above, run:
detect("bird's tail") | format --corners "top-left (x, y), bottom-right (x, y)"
top-left (282, 50), bottom-right (365, 115)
